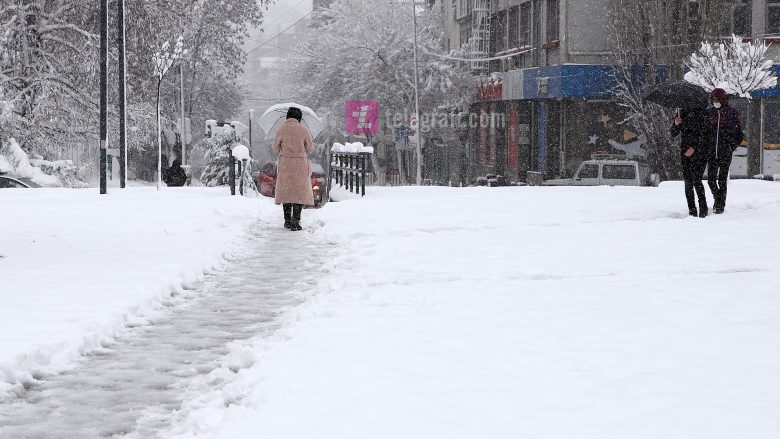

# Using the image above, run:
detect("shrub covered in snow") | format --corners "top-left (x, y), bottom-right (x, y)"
top-left (29, 158), bottom-right (89, 188)
top-left (685, 35), bottom-right (778, 98)
top-left (196, 127), bottom-right (247, 187)
top-left (0, 138), bottom-right (88, 187)
top-left (0, 139), bottom-right (60, 186)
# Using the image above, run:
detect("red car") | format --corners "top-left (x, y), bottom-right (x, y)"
top-left (257, 162), bottom-right (326, 207)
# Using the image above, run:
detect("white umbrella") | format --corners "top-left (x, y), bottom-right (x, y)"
top-left (258, 103), bottom-right (325, 140)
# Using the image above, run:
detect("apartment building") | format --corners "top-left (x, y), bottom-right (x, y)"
top-left (438, 0), bottom-right (780, 182)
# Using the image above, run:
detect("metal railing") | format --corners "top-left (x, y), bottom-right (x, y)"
top-left (328, 151), bottom-right (371, 197)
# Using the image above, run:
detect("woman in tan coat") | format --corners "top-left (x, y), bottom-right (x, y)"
top-left (272, 107), bottom-right (315, 231)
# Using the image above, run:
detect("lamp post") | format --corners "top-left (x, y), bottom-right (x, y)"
top-left (249, 109), bottom-right (254, 152)
top-left (411, 0), bottom-right (422, 185)
top-left (99, 0), bottom-right (108, 194)
top-left (180, 62), bottom-right (186, 164)
top-left (118, 0), bottom-right (127, 188)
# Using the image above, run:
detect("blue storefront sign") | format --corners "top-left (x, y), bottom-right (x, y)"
top-left (521, 64), bottom-right (617, 100)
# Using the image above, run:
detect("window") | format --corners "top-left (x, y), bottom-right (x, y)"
top-left (262, 163), bottom-right (277, 175)
top-left (0, 177), bottom-right (26, 188)
top-left (456, 0), bottom-right (470, 19)
top-left (492, 12), bottom-right (507, 54)
top-left (577, 164), bottom-right (599, 179)
top-left (519, 2), bottom-right (531, 46)
top-left (460, 22), bottom-right (472, 49)
top-left (687, 0), bottom-right (701, 40)
top-left (732, 0), bottom-right (752, 36)
top-left (546, 0), bottom-right (559, 42)
top-left (768, 2), bottom-right (780, 34)
top-left (602, 164), bottom-right (637, 180)
top-left (508, 7), bottom-right (519, 49)
top-left (532, 0), bottom-right (541, 65)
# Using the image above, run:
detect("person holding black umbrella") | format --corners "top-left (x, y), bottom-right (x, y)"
top-left (671, 107), bottom-right (711, 217)
top-left (707, 88), bottom-right (744, 214)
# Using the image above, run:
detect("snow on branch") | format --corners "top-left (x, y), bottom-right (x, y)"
top-left (684, 35), bottom-right (777, 98)
top-left (153, 36), bottom-right (185, 81)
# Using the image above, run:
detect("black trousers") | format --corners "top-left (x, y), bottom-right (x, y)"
top-left (682, 156), bottom-right (707, 213)
top-left (707, 153), bottom-right (733, 210)
top-left (283, 203), bottom-right (302, 221)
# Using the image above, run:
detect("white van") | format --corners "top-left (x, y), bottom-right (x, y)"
top-left (543, 159), bottom-right (659, 187)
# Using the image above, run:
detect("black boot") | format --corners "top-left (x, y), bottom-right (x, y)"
top-left (290, 204), bottom-right (303, 231)
top-left (283, 204), bottom-right (292, 229)
top-left (699, 205), bottom-right (708, 218)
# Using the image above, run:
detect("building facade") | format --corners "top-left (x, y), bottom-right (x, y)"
top-left (440, 0), bottom-right (780, 183)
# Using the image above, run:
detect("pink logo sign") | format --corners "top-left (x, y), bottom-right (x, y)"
top-left (345, 100), bottom-right (379, 134)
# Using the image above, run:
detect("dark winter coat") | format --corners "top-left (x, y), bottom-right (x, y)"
top-left (709, 107), bottom-right (744, 159)
top-left (670, 108), bottom-right (711, 163)
top-left (709, 89), bottom-right (744, 159)
top-left (164, 160), bottom-right (187, 187)
top-left (272, 118), bottom-right (315, 206)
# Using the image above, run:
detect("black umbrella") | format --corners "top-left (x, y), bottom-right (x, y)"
top-left (643, 81), bottom-right (709, 109)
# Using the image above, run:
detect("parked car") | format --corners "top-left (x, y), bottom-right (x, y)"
top-left (0, 175), bottom-right (41, 188)
top-left (543, 159), bottom-right (659, 187)
top-left (257, 162), bottom-right (327, 207)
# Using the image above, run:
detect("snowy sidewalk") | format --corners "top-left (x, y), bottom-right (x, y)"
top-left (0, 216), bottom-right (333, 437)
top-left (0, 188), bottom-right (274, 399)
top-left (169, 181), bottom-right (780, 439)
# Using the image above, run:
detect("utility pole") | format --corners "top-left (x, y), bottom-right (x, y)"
top-left (411, 0), bottom-right (423, 185)
top-left (249, 109), bottom-right (254, 152)
top-left (118, 0), bottom-right (127, 188)
top-left (179, 17), bottom-right (187, 165)
top-left (180, 63), bottom-right (186, 164)
top-left (99, 0), bottom-right (108, 194)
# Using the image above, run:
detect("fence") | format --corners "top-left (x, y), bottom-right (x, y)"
top-left (328, 151), bottom-right (371, 197)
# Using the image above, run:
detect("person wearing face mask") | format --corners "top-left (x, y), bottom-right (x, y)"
top-left (707, 88), bottom-right (744, 214)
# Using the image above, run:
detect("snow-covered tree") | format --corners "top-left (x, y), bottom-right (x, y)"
top-left (281, 0), bottom-right (471, 184)
top-left (1, 0), bottom-right (265, 181)
top-left (608, 0), bottom-right (731, 179)
top-left (0, 1), bottom-right (98, 157)
top-left (152, 36), bottom-right (185, 189)
top-left (685, 35), bottom-right (778, 98)
top-left (196, 128), bottom-right (245, 187)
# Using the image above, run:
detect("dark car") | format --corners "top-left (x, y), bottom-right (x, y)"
top-left (257, 162), bottom-right (326, 207)
top-left (0, 175), bottom-right (41, 188)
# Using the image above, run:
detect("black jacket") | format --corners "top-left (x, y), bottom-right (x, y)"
top-left (670, 108), bottom-right (710, 159)
top-left (709, 106), bottom-right (744, 159)
top-left (164, 161), bottom-right (187, 187)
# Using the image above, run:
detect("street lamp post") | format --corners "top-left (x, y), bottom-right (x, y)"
top-left (180, 62), bottom-right (186, 164)
top-left (249, 109), bottom-right (254, 152)
top-left (99, 0), bottom-right (108, 194)
top-left (118, 0), bottom-right (128, 188)
top-left (411, 0), bottom-right (423, 186)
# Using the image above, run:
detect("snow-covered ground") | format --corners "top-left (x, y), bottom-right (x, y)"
top-left (0, 187), bottom-right (275, 400)
top-left (164, 181), bottom-right (780, 438)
